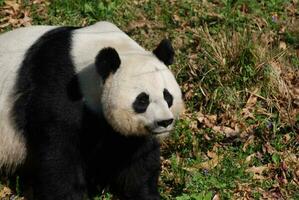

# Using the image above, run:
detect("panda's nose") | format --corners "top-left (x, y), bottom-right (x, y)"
top-left (157, 118), bottom-right (174, 128)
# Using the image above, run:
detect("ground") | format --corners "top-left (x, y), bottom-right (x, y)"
top-left (0, 0), bottom-right (298, 199)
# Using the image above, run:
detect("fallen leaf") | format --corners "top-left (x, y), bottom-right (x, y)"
top-left (241, 108), bottom-right (255, 119)
top-left (207, 150), bottom-right (217, 159)
top-left (279, 41), bottom-right (287, 50)
top-left (241, 88), bottom-right (259, 120)
top-left (263, 142), bottom-right (275, 154)
top-left (173, 14), bottom-right (181, 22)
top-left (195, 155), bottom-right (223, 170)
top-left (246, 165), bottom-right (269, 174)
top-left (245, 153), bottom-right (256, 163)
top-left (4, 0), bottom-right (20, 13)
top-left (245, 88), bottom-right (259, 108)
top-left (242, 135), bottom-right (255, 152)
top-left (196, 112), bottom-right (217, 128)
top-left (246, 165), bottom-right (271, 180)
top-left (212, 193), bottom-right (220, 200)
top-left (212, 125), bottom-right (239, 137)
top-left (0, 186), bottom-right (12, 198)
top-left (128, 20), bottom-right (146, 30)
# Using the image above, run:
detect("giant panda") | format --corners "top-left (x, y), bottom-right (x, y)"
top-left (0, 21), bottom-right (184, 200)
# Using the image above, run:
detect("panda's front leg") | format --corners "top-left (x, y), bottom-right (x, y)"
top-left (109, 138), bottom-right (161, 200)
top-left (27, 124), bottom-right (88, 200)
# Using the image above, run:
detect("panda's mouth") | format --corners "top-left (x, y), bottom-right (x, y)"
top-left (151, 129), bottom-right (172, 135)
top-left (146, 125), bottom-right (173, 135)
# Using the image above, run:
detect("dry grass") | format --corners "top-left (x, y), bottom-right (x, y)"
top-left (0, 0), bottom-right (298, 199)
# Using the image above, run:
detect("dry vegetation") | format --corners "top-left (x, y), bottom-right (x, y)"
top-left (0, 0), bottom-right (298, 199)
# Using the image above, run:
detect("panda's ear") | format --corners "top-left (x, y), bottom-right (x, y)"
top-left (95, 47), bottom-right (121, 81)
top-left (153, 39), bottom-right (174, 66)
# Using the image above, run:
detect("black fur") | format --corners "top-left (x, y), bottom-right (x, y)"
top-left (67, 75), bottom-right (83, 101)
top-left (95, 47), bottom-right (121, 82)
top-left (132, 92), bottom-right (150, 113)
top-left (163, 88), bottom-right (173, 108)
top-left (153, 39), bottom-right (174, 66)
top-left (11, 27), bottom-right (161, 200)
top-left (82, 107), bottom-right (161, 200)
top-left (12, 26), bottom-right (87, 200)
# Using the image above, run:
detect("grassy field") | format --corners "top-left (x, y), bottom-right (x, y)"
top-left (0, 0), bottom-right (298, 199)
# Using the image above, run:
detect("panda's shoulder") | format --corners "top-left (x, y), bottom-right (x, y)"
top-left (14, 26), bottom-right (80, 95)
top-left (26, 26), bottom-right (78, 53)
top-left (0, 25), bottom-right (78, 69)
top-left (15, 26), bottom-right (78, 78)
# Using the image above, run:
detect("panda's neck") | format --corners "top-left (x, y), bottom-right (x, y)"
top-left (77, 64), bottom-right (104, 115)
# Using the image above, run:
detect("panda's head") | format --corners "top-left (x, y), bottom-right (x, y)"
top-left (95, 39), bottom-right (184, 137)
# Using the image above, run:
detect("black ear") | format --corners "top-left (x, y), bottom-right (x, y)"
top-left (153, 39), bottom-right (174, 66)
top-left (95, 47), bottom-right (121, 81)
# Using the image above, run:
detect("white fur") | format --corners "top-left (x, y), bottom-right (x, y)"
top-left (0, 21), bottom-right (184, 170)
top-left (72, 22), bottom-right (184, 136)
top-left (72, 22), bottom-right (146, 113)
top-left (0, 26), bottom-right (55, 170)
top-left (72, 21), bottom-right (144, 72)
top-left (101, 55), bottom-right (184, 136)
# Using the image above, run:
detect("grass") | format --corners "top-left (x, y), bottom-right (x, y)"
top-left (1, 0), bottom-right (299, 199)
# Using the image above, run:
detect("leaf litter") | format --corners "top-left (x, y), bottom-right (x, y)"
top-left (1, 0), bottom-right (299, 199)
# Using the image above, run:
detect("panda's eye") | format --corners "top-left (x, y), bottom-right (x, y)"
top-left (163, 89), bottom-right (173, 108)
top-left (133, 92), bottom-right (150, 113)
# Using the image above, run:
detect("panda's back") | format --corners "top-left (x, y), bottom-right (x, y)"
top-left (0, 26), bottom-right (56, 101)
top-left (0, 26), bottom-right (82, 171)
top-left (0, 21), bottom-right (148, 171)
top-left (0, 26), bottom-right (56, 104)
top-left (0, 26), bottom-right (56, 170)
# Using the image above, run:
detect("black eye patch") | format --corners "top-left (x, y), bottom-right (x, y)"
top-left (163, 89), bottom-right (173, 108)
top-left (133, 92), bottom-right (150, 113)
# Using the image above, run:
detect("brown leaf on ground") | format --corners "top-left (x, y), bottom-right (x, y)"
top-left (196, 112), bottom-right (215, 128)
top-left (0, 0), bottom-right (49, 32)
top-left (195, 153), bottom-right (223, 170)
top-left (246, 165), bottom-right (269, 174)
top-left (0, 186), bottom-right (12, 198)
top-left (245, 88), bottom-right (259, 107)
top-left (212, 125), bottom-right (240, 137)
top-left (263, 142), bottom-right (276, 154)
top-left (0, 0), bottom-right (32, 31)
top-left (241, 88), bottom-right (259, 120)
top-left (279, 41), bottom-right (287, 50)
top-left (4, 0), bottom-right (20, 12)
top-left (207, 150), bottom-right (217, 159)
top-left (128, 20), bottom-right (147, 30)
top-left (240, 124), bottom-right (259, 138)
top-left (262, 187), bottom-right (284, 200)
top-left (245, 153), bottom-right (256, 163)
top-left (197, 111), bottom-right (241, 137)
top-left (19, 9), bottom-right (32, 26)
top-left (242, 135), bottom-right (255, 152)
top-left (246, 165), bottom-right (272, 180)
top-left (233, 183), bottom-right (253, 200)
top-left (126, 16), bottom-right (164, 32)
top-left (212, 193), bottom-right (221, 200)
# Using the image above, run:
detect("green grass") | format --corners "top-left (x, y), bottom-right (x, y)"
top-left (1, 0), bottom-right (299, 199)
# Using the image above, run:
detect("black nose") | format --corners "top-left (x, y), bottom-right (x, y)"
top-left (157, 119), bottom-right (174, 128)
